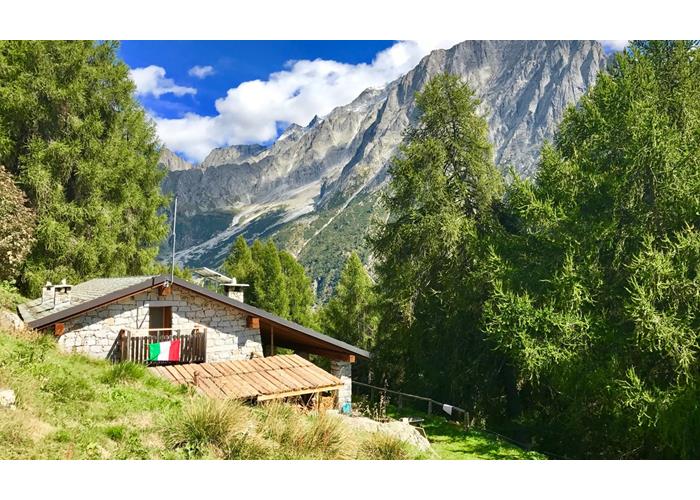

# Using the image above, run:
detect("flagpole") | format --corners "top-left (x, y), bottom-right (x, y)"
top-left (170, 196), bottom-right (177, 284)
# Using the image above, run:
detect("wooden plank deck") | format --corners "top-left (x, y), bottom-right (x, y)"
top-left (149, 354), bottom-right (344, 401)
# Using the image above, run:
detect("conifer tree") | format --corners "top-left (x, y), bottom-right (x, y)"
top-left (369, 73), bottom-right (507, 410)
top-left (222, 235), bottom-right (255, 284)
top-left (321, 252), bottom-right (377, 350)
top-left (250, 240), bottom-right (289, 318)
top-left (484, 41), bottom-right (700, 458)
top-left (279, 250), bottom-right (316, 328)
top-left (0, 41), bottom-right (168, 296)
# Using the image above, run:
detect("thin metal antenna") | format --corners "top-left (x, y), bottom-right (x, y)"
top-left (170, 196), bottom-right (177, 283)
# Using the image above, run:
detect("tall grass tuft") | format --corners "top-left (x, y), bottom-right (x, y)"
top-left (301, 413), bottom-right (348, 459)
top-left (100, 362), bottom-right (146, 385)
top-left (41, 370), bottom-right (95, 403)
top-left (162, 397), bottom-right (251, 458)
top-left (257, 400), bottom-right (303, 451)
top-left (359, 432), bottom-right (414, 460)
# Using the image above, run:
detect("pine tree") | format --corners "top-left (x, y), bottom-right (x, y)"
top-left (0, 41), bottom-right (168, 296)
top-left (321, 252), bottom-right (377, 350)
top-left (222, 235), bottom-right (255, 284)
top-left (279, 250), bottom-right (316, 328)
top-left (250, 240), bottom-right (289, 318)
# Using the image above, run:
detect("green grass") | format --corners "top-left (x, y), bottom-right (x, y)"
top-left (0, 328), bottom-right (422, 459)
top-left (0, 281), bottom-right (26, 310)
top-left (0, 326), bottom-right (540, 460)
top-left (384, 405), bottom-right (546, 460)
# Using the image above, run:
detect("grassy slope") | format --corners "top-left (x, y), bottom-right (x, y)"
top-left (385, 406), bottom-right (546, 460)
top-left (0, 328), bottom-right (540, 459)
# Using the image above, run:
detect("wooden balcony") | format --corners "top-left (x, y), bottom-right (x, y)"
top-left (117, 327), bottom-right (206, 365)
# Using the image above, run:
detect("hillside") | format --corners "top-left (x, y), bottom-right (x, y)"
top-left (159, 40), bottom-right (607, 300)
top-left (0, 328), bottom-right (538, 459)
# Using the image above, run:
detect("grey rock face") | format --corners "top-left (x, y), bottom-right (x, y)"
top-left (161, 40), bottom-right (607, 272)
top-left (158, 148), bottom-right (194, 172)
top-left (0, 310), bottom-right (23, 331)
top-left (200, 144), bottom-right (267, 169)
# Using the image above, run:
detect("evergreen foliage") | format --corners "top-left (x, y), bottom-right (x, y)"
top-left (482, 40), bottom-right (700, 457)
top-left (368, 74), bottom-right (509, 412)
top-left (222, 236), bottom-right (316, 328)
top-left (320, 252), bottom-right (377, 350)
top-left (0, 41), bottom-right (168, 296)
top-left (279, 250), bottom-right (316, 328)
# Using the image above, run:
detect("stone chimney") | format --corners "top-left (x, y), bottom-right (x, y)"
top-left (223, 277), bottom-right (249, 303)
top-left (52, 279), bottom-right (72, 308)
top-left (41, 281), bottom-right (54, 305)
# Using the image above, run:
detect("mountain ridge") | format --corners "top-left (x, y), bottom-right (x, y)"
top-left (158, 40), bottom-right (607, 299)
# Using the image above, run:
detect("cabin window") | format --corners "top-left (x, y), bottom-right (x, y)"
top-left (149, 306), bottom-right (172, 332)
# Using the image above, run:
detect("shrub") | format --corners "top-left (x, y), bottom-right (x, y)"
top-left (162, 397), bottom-right (251, 458)
top-left (359, 432), bottom-right (413, 460)
top-left (0, 165), bottom-right (35, 282)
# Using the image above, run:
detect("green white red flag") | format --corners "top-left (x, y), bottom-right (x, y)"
top-left (148, 339), bottom-right (181, 362)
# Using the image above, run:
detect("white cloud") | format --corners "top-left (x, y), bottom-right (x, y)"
top-left (152, 40), bottom-right (457, 162)
top-left (129, 65), bottom-right (196, 98)
top-left (600, 40), bottom-right (629, 52)
top-left (188, 65), bottom-right (215, 79)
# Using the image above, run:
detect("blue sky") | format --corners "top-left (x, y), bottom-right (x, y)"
top-left (121, 40), bottom-right (628, 163)
top-left (119, 41), bottom-right (396, 119)
top-left (119, 40), bottom-right (461, 162)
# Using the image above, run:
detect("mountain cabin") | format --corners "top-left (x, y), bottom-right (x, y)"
top-left (17, 271), bottom-right (369, 412)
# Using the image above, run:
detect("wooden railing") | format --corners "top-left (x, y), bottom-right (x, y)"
top-left (117, 328), bottom-right (207, 365)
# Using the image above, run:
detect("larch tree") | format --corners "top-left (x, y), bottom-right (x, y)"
top-left (368, 73), bottom-right (508, 413)
top-left (0, 41), bottom-right (168, 296)
top-left (484, 41), bottom-right (700, 458)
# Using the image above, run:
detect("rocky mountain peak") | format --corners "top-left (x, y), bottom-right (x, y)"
top-left (158, 148), bottom-right (194, 172)
top-left (160, 40), bottom-right (608, 298)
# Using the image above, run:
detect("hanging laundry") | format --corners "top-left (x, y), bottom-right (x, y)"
top-left (442, 404), bottom-right (453, 416)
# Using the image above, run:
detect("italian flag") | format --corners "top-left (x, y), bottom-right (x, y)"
top-left (148, 339), bottom-right (181, 362)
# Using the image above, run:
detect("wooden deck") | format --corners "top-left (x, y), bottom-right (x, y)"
top-left (149, 354), bottom-right (344, 401)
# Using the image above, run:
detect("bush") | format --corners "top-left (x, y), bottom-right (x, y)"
top-left (359, 432), bottom-right (414, 460)
top-left (0, 165), bottom-right (35, 282)
top-left (162, 398), bottom-right (251, 458)
top-left (0, 281), bottom-right (26, 310)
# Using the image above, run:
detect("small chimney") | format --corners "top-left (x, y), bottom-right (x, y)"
top-left (52, 279), bottom-right (72, 309)
top-left (223, 277), bottom-right (249, 303)
top-left (41, 281), bottom-right (54, 305)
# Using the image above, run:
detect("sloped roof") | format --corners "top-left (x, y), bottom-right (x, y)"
top-left (17, 276), bottom-right (156, 324)
top-left (149, 354), bottom-right (344, 401)
top-left (17, 275), bottom-right (370, 360)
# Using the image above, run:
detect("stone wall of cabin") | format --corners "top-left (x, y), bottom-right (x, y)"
top-left (330, 360), bottom-right (352, 413)
top-left (58, 284), bottom-right (263, 362)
